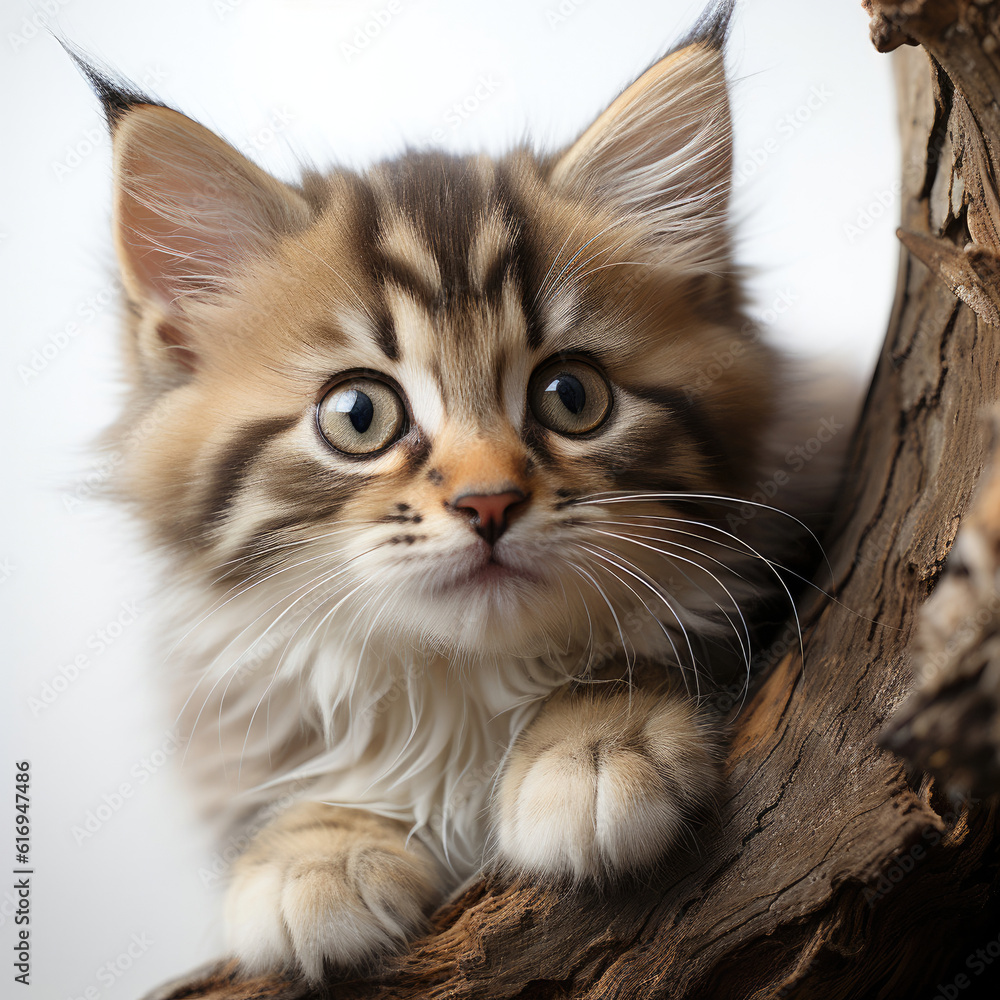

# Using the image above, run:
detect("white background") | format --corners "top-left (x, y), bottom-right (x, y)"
top-left (1, 1), bottom-right (899, 997)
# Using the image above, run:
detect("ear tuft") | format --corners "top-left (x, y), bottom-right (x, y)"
top-left (64, 43), bottom-right (312, 381)
top-left (674, 0), bottom-right (737, 53)
top-left (59, 40), bottom-right (165, 129)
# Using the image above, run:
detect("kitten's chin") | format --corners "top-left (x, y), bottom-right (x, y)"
top-left (394, 573), bottom-right (575, 659)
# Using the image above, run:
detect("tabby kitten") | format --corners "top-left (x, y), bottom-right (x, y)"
top-left (79, 0), bottom-right (828, 981)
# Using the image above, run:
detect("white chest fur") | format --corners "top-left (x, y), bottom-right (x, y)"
top-left (166, 580), bottom-right (572, 879)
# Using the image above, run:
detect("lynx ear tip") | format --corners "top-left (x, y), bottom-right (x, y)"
top-left (57, 37), bottom-right (164, 130)
top-left (678, 0), bottom-right (737, 52)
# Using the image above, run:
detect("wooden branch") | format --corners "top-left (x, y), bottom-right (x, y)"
top-left (143, 3), bottom-right (1000, 997)
top-left (882, 405), bottom-right (1000, 795)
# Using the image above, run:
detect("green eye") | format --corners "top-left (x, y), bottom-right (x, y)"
top-left (317, 377), bottom-right (406, 455)
top-left (529, 359), bottom-right (612, 435)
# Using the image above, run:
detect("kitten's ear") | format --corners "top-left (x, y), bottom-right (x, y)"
top-left (109, 103), bottom-right (310, 305)
top-left (71, 52), bottom-right (310, 374)
top-left (550, 3), bottom-right (734, 268)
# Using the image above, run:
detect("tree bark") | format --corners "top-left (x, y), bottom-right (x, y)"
top-left (143, 2), bottom-right (1000, 997)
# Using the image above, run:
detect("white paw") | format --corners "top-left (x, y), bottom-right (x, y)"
top-left (224, 808), bottom-right (439, 981)
top-left (495, 691), bottom-right (720, 879)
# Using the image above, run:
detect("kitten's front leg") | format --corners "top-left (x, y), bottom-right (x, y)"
top-left (225, 801), bottom-right (440, 980)
top-left (496, 689), bottom-right (721, 879)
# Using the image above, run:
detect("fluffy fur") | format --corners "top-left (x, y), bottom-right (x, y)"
top-left (79, 0), bottom-right (842, 981)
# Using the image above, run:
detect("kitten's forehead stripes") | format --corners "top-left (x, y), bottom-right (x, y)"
top-left (378, 214), bottom-right (443, 302)
top-left (347, 157), bottom-right (545, 359)
top-left (493, 170), bottom-right (545, 351)
top-left (344, 176), bottom-right (400, 362)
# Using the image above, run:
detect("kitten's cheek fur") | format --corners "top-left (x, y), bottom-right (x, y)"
top-left (224, 803), bottom-right (441, 981)
top-left (494, 692), bottom-right (721, 879)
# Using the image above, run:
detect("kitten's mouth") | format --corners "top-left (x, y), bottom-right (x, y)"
top-left (448, 554), bottom-right (538, 591)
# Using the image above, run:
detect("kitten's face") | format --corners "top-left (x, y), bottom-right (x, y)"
top-left (99, 36), bottom-right (773, 658)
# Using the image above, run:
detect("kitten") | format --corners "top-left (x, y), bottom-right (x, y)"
top-left (75, 0), bottom-right (840, 982)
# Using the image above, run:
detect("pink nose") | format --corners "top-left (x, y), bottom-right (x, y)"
top-left (453, 490), bottom-right (526, 546)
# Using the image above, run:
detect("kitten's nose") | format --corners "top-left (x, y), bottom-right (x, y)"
top-left (453, 489), bottom-right (527, 546)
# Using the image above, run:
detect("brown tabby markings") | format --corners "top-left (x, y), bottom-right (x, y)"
top-left (74, 0), bottom-right (816, 979)
top-left (167, 153), bottom-right (766, 580)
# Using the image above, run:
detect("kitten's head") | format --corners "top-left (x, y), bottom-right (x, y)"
top-left (93, 2), bottom-right (775, 661)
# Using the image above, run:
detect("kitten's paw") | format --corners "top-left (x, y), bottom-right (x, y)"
top-left (496, 690), bottom-right (720, 880)
top-left (224, 803), bottom-right (439, 981)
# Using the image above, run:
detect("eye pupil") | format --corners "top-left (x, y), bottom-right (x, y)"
top-left (554, 376), bottom-right (585, 414)
top-left (338, 390), bottom-right (374, 433)
top-left (319, 378), bottom-right (405, 456)
top-left (530, 359), bottom-right (611, 435)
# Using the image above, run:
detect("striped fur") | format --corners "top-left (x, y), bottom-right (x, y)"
top-left (85, 0), bottom-right (842, 980)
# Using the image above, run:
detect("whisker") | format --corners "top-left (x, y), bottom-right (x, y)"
top-left (233, 572), bottom-right (377, 783)
top-left (577, 542), bottom-right (700, 698)
top-left (599, 513), bottom-right (832, 598)
top-left (588, 528), bottom-right (752, 687)
top-left (589, 523), bottom-right (754, 656)
top-left (205, 521), bottom-right (377, 581)
top-left (179, 546), bottom-right (383, 762)
top-left (571, 490), bottom-right (833, 586)
top-left (168, 542), bottom-right (363, 665)
top-left (568, 556), bottom-right (635, 674)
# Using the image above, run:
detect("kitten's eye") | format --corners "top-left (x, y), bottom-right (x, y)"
top-left (317, 377), bottom-right (406, 455)
top-left (529, 359), bottom-right (612, 435)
